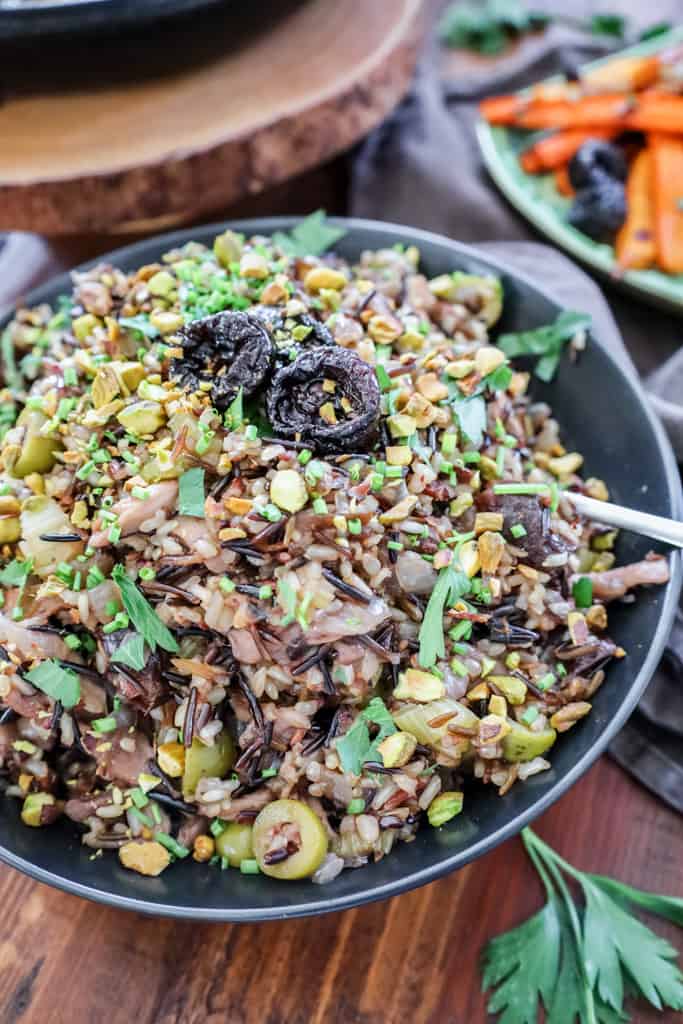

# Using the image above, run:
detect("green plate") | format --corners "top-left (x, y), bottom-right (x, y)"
top-left (476, 25), bottom-right (683, 314)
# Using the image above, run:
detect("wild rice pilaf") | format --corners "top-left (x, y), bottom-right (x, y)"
top-left (0, 223), bottom-right (669, 882)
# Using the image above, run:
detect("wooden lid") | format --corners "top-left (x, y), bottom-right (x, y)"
top-left (0, 0), bottom-right (423, 234)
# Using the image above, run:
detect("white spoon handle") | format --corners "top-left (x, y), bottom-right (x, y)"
top-left (566, 491), bottom-right (683, 549)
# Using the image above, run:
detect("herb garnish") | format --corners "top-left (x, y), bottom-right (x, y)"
top-left (0, 558), bottom-right (33, 588)
top-left (482, 828), bottom-right (683, 1023)
top-left (119, 315), bottom-right (160, 340)
top-left (498, 311), bottom-right (591, 382)
top-left (451, 394), bottom-right (487, 447)
top-left (111, 633), bottom-right (147, 671)
top-left (178, 467), bottom-right (206, 518)
top-left (336, 697), bottom-right (397, 775)
top-left (111, 565), bottom-right (178, 653)
top-left (418, 563), bottom-right (470, 669)
top-left (1, 326), bottom-right (21, 392)
top-left (25, 659), bottom-right (80, 708)
top-left (272, 211), bottom-right (347, 259)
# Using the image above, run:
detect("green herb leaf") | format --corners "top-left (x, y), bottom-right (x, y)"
top-left (119, 315), bottom-right (160, 340)
top-left (272, 211), bottom-right (347, 259)
top-left (452, 394), bottom-right (487, 447)
top-left (178, 467), bottom-right (206, 518)
top-left (483, 898), bottom-right (562, 1022)
top-left (226, 387), bottom-right (244, 430)
top-left (25, 659), bottom-right (80, 709)
top-left (482, 828), bottom-right (683, 1024)
top-left (418, 565), bottom-right (470, 669)
top-left (498, 311), bottom-right (591, 382)
top-left (111, 633), bottom-right (147, 671)
top-left (0, 558), bottom-right (33, 588)
top-left (639, 21), bottom-right (672, 41)
top-left (336, 697), bottom-right (396, 775)
top-left (112, 565), bottom-right (178, 654)
top-left (588, 13), bottom-right (626, 38)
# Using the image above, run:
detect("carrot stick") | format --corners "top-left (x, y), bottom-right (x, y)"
top-left (514, 94), bottom-right (632, 130)
top-left (554, 166), bottom-right (575, 197)
top-left (650, 134), bottom-right (683, 273)
top-left (519, 127), bottom-right (618, 174)
top-left (582, 55), bottom-right (661, 94)
top-left (479, 95), bottom-right (526, 125)
top-left (615, 148), bottom-right (656, 270)
top-left (626, 95), bottom-right (683, 133)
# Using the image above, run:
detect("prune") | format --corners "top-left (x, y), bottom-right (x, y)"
top-left (252, 308), bottom-right (334, 367)
top-left (568, 140), bottom-right (627, 190)
top-left (266, 347), bottom-right (380, 454)
top-left (173, 311), bottom-right (274, 412)
top-left (568, 177), bottom-right (627, 242)
top-left (497, 494), bottom-right (567, 568)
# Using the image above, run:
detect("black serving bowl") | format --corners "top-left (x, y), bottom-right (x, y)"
top-left (0, 0), bottom-right (227, 40)
top-left (0, 218), bottom-right (680, 920)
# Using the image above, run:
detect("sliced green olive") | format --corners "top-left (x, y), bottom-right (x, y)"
top-left (450, 272), bottom-right (503, 326)
top-left (252, 799), bottom-right (328, 880)
top-left (20, 495), bottom-right (83, 573)
top-left (9, 410), bottom-right (61, 478)
top-left (182, 731), bottom-right (234, 798)
top-left (502, 720), bottom-right (557, 763)
top-left (215, 822), bottom-right (254, 868)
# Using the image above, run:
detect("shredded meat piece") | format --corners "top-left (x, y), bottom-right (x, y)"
top-left (578, 554), bottom-right (670, 601)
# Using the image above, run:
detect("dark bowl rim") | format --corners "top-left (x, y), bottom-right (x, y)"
top-left (0, 215), bottom-right (680, 921)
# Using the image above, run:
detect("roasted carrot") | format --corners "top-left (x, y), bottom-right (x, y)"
top-left (479, 95), bottom-right (526, 125)
top-left (650, 134), bottom-right (683, 273)
top-left (626, 95), bottom-right (683, 133)
top-left (582, 54), bottom-right (661, 94)
top-left (615, 148), bottom-right (656, 270)
top-left (554, 166), bottom-right (575, 197)
top-left (519, 127), bottom-right (618, 174)
top-left (515, 94), bottom-right (632, 131)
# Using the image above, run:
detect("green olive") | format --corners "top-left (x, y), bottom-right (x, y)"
top-left (9, 410), bottom-right (61, 478)
top-left (215, 822), bottom-right (254, 867)
top-left (252, 799), bottom-right (328, 880)
top-left (182, 731), bottom-right (234, 798)
top-left (502, 720), bottom-right (557, 763)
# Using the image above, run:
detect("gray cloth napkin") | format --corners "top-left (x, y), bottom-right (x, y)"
top-left (349, 14), bottom-right (683, 811)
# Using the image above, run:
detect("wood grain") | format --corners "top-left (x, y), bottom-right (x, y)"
top-left (0, 758), bottom-right (680, 1023)
top-left (0, 0), bottom-right (423, 234)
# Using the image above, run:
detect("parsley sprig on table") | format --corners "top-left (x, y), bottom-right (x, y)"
top-left (482, 828), bottom-right (683, 1023)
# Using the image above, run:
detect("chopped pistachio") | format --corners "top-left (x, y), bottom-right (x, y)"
top-left (474, 512), bottom-right (504, 535)
top-left (157, 742), bottom-right (186, 778)
top-left (394, 668), bottom-right (446, 703)
top-left (119, 840), bottom-right (171, 877)
top-left (386, 445), bottom-right (412, 467)
top-left (488, 674), bottom-right (527, 705)
top-left (550, 701), bottom-right (592, 732)
top-left (239, 251), bottom-right (269, 279)
top-left (489, 694), bottom-right (507, 718)
top-left (117, 401), bottom-right (166, 436)
top-left (21, 792), bottom-right (56, 828)
top-left (548, 452), bottom-right (583, 477)
top-left (416, 372), bottom-right (448, 403)
top-left (269, 469), bottom-right (307, 513)
top-left (303, 266), bottom-right (347, 292)
top-left (377, 731), bottom-right (417, 768)
top-left (147, 270), bottom-right (176, 297)
top-left (386, 413), bottom-right (417, 439)
top-left (378, 495), bottom-right (418, 525)
top-left (477, 530), bottom-right (505, 573)
top-left (459, 539), bottom-right (480, 578)
top-left (427, 791), bottom-right (463, 827)
top-left (474, 346), bottom-right (505, 377)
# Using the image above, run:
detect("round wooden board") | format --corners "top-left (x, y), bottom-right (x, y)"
top-left (0, 0), bottom-right (423, 235)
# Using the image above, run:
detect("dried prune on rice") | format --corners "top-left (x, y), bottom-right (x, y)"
top-left (266, 347), bottom-right (380, 454)
top-left (252, 309), bottom-right (334, 367)
top-left (496, 494), bottom-right (567, 568)
top-left (568, 140), bottom-right (627, 191)
top-left (172, 311), bottom-right (274, 411)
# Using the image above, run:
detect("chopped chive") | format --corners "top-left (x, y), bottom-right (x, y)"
top-left (259, 503), bottom-right (282, 523)
top-left (131, 485), bottom-right (150, 500)
top-left (128, 806), bottom-right (153, 828)
top-left (537, 672), bottom-right (556, 691)
top-left (130, 787), bottom-right (149, 809)
top-left (387, 540), bottom-right (403, 552)
top-left (92, 715), bottom-right (117, 733)
top-left (450, 657), bottom-right (469, 677)
top-left (312, 497), bottom-right (327, 515)
top-left (370, 472), bottom-right (384, 491)
top-left (86, 565), bottom-right (105, 589)
top-left (441, 433), bottom-right (457, 454)
top-left (452, 642), bottom-right (468, 655)
top-left (348, 518), bottom-right (362, 535)
top-left (572, 577), bottom-right (593, 608)
top-left (219, 576), bottom-right (235, 594)
top-left (449, 619), bottom-right (472, 642)
top-left (384, 466), bottom-right (403, 478)
top-left (376, 365), bottom-right (392, 391)
top-left (297, 448), bottom-right (312, 466)
top-left (63, 366), bottom-right (77, 386)
top-left (239, 858), bottom-right (260, 874)
top-left (155, 833), bottom-right (191, 859)
top-left (347, 798), bottom-right (365, 815)
top-left (108, 524), bottom-right (121, 544)
top-left (521, 706), bottom-right (539, 726)
top-left (494, 417), bottom-right (506, 440)
top-left (260, 767), bottom-right (278, 779)
top-left (139, 567), bottom-right (156, 581)
top-left (461, 451), bottom-right (481, 464)
top-left (495, 446), bottom-right (505, 477)
top-left (64, 634), bottom-right (81, 650)
top-left (493, 483), bottom-right (550, 496)
top-left (76, 459), bottom-right (96, 480)
top-left (244, 424), bottom-right (258, 441)
top-left (104, 600), bottom-right (120, 616)
top-left (510, 523), bottom-right (527, 539)
top-left (102, 611), bottom-right (129, 634)
top-left (258, 584), bottom-right (273, 600)
top-left (210, 818), bottom-right (226, 837)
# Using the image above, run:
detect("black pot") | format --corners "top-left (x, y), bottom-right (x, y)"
top-left (0, 218), bottom-right (679, 920)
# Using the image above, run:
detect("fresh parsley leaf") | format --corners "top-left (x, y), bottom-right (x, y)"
top-left (225, 387), bottom-right (244, 430)
top-left (111, 633), bottom-right (147, 671)
top-left (25, 659), bottom-right (80, 709)
top-left (482, 828), bottom-right (683, 1024)
top-left (483, 898), bottom-right (562, 1023)
top-left (178, 467), bottom-right (206, 518)
top-left (580, 876), bottom-right (683, 1013)
top-left (276, 578), bottom-right (298, 626)
top-left (639, 21), bottom-right (672, 41)
top-left (112, 565), bottom-right (178, 654)
top-left (119, 315), bottom-right (160, 340)
top-left (438, 0), bottom-right (547, 54)
top-left (498, 311), bottom-right (591, 382)
top-left (272, 211), bottom-right (347, 259)
top-left (0, 558), bottom-right (33, 588)
top-left (418, 565), bottom-right (470, 669)
top-left (451, 394), bottom-right (487, 447)
top-left (588, 13), bottom-right (626, 38)
top-left (336, 697), bottom-right (396, 775)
